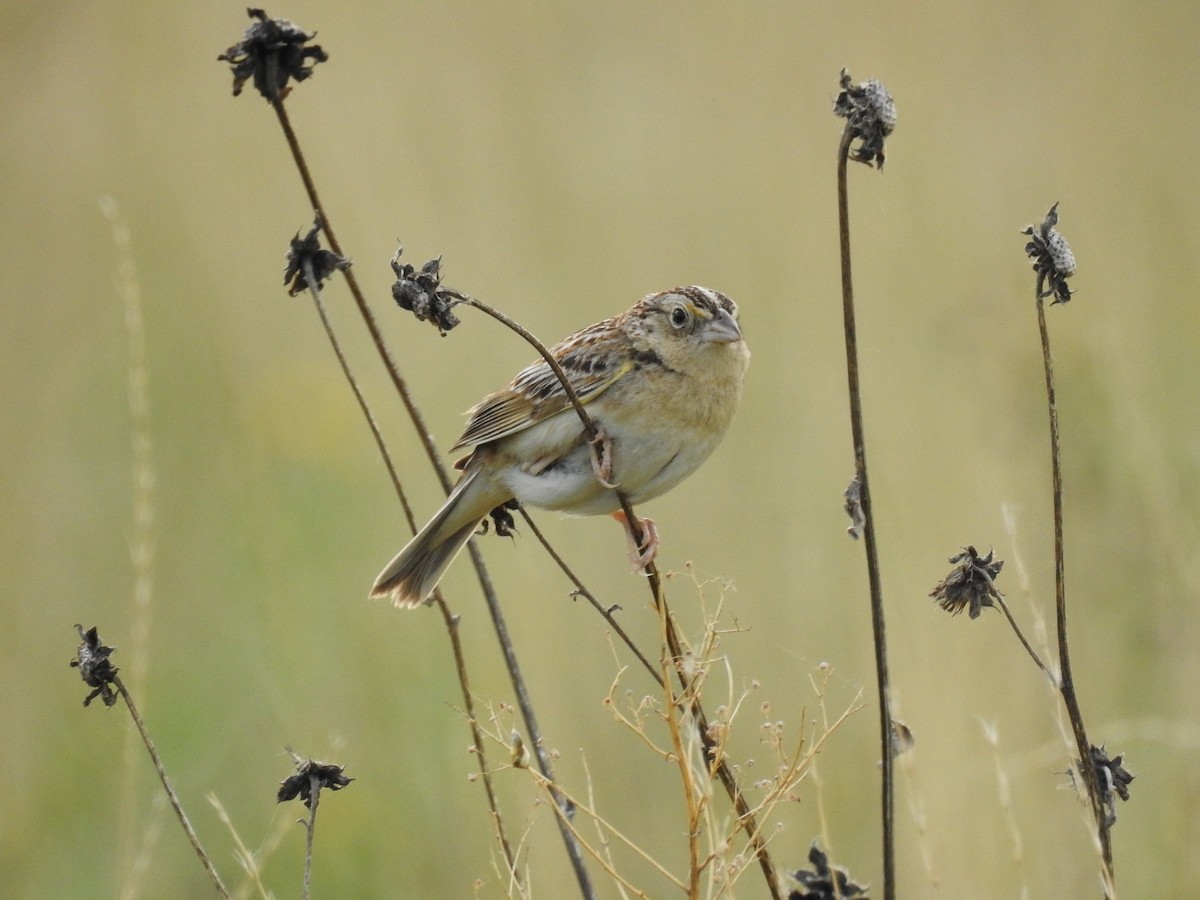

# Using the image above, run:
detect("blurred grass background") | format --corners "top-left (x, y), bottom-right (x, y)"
top-left (4, 1), bottom-right (1199, 896)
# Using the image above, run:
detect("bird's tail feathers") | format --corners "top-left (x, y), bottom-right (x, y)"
top-left (370, 469), bottom-right (498, 608)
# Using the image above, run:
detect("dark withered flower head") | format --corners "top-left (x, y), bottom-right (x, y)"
top-left (833, 68), bottom-right (897, 169)
top-left (1084, 744), bottom-right (1134, 827)
top-left (1022, 202), bottom-right (1076, 305)
top-left (930, 545), bottom-right (1004, 619)
top-left (218, 8), bottom-right (328, 100)
top-left (284, 217), bottom-right (350, 296)
top-left (788, 840), bottom-right (869, 900)
top-left (70, 624), bottom-right (119, 708)
top-left (390, 247), bottom-right (460, 335)
top-left (277, 753), bottom-right (353, 809)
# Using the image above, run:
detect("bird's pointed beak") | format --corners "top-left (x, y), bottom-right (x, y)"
top-left (700, 307), bottom-right (743, 344)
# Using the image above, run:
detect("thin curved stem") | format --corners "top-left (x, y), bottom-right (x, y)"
top-left (837, 123), bottom-right (894, 900)
top-left (271, 97), bottom-right (450, 493)
top-left (114, 678), bottom-right (230, 898)
top-left (272, 100), bottom-right (579, 894)
top-left (991, 591), bottom-right (1057, 687)
top-left (302, 258), bottom-right (414, 523)
top-left (1035, 287), bottom-right (1113, 889)
top-left (518, 508), bottom-right (662, 687)
top-left (301, 771), bottom-right (319, 900)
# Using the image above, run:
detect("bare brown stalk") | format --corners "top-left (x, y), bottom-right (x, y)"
top-left (299, 254), bottom-right (414, 522)
top-left (266, 97), bottom-right (588, 894)
top-left (1034, 279), bottom-right (1114, 888)
top-left (300, 768), bottom-right (319, 900)
top-left (991, 590), bottom-right (1057, 687)
top-left (297, 253), bottom-right (521, 882)
top-left (271, 100), bottom-right (450, 492)
top-left (517, 507), bottom-right (662, 686)
top-left (836, 121), bottom-right (895, 900)
top-left (113, 677), bottom-right (231, 898)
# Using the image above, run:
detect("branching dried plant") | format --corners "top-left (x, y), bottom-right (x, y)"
top-left (927, 205), bottom-right (1132, 897)
top-left (471, 590), bottom-right (863, 898)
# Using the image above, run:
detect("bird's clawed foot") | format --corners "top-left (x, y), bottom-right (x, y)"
top-left (588, 428), bottom-right (619, 489)
top-left (612, 510), bottom-right (659, 571)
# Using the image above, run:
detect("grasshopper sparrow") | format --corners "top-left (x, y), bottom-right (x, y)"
top-left (371, 285), bottom-right (750, 607)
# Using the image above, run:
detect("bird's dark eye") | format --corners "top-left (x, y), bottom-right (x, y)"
top-left (669, 306), bottom-right (690, 329)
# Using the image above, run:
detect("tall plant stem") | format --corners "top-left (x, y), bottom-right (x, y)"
top-left (301, 259), bottom-right (521, 883)
top-left (270, 97), bottom-right (593, 898)
top-left (114, 677), bottom-right (231, 898)
top-left (836, 124), bottom-right (894, 900)
top-left (1035, 287), bottom-right (1113, 891)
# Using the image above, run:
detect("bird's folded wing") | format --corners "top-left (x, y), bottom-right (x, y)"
top-left (452, 329), bottom-right (633, 450)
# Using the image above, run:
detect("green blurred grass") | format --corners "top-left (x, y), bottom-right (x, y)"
top-left (4, 1), bottom-right (1200, 896)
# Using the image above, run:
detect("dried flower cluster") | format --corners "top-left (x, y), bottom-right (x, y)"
top-left (70, 624), bottom-right (119, 708)
top-left (284, 218), bottom-right (350, 296)
top-left (277, 754), bottom-right (354, 809)
top-left (789, 841), bottom-right (869, 900)
top-left (833, 68), bottom-right (896, 168)
top-left (218, 8), bottom-right (328, 100)
top-left (1086, 745), bottom-right (1134, 827)
top-left (390, 249), bottom-right (460, 335)
top-left (930, 546), bottom-right (1004, 619)
top-left (1022, 202), bottom-right (1076, 305)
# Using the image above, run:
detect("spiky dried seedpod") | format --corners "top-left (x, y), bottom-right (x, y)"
top-left (218, 8), bottom-right (328, 100)
top-left (389, 247), bottom-right (460, 334)
top-left (833, 68), bottom-right (897, 168)
top-left (283, 217), bottom-right (350, 296)
top-left (277, 751), bottom-right (353, 808)
top-left (788, 840), bottom-right (869, 899)
top-left (930, 545), bottom-right (1004, 619)
top-left (1081, 745), bottom-right (1134, 827)
top-left (70, 624), bottom-right (119, 708)
top-left (1022, 202), bottom-right (1076, 305)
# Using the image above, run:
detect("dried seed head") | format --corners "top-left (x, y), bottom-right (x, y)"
top-left (277, 749), bottom-right (353, 808)
top-left (390, 247), bottom-right (460, 334)
top-left (283, 217), bottom-right (350, 296)
top-left (834, 68), bottom-right (897, 169)
top-left (1022, 202), bottom-right (1076, 304)
top-left (930, 545), bottom-right (1004, 619)
top-left (788, 840), bottom-right (869, 899)
top-left (218, 8), bottom-right (328, 101)
top-left (70, 624), bottom-right (119, 708)
top-left (1078, 745), bottom-right (1134, 827)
